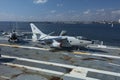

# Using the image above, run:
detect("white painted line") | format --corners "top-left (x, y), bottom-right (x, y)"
top-left (0, 43), bottom-right (49, 51)
top-left (2, 55), bottom-right (120, 77)
top-left (2, 55), bottom-right (75, 68)
top-left (62, 53), bottom-right (69, 55)
top-left (88, 54), bottom-right (120, 59)
top-left (1, 43), bottom-right (120, 60)
top-left (2, 63), bottom-right (98, 80)
top-left (2, 63), bottom-right (64, 75)
top-left (109, 63), bottom-right (120, 67)
top-left (74, 55), bottom-right (82, 58)
top-left (80, 67), bottom-right (120, 77)
top-left (75, 53), bottom-right (120, 59)
top-left (18, 45), bottom-right (49, 51)
top-left (0, 76), bottom-right (10, 79)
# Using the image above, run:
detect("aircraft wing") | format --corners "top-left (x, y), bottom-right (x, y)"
top-left (38, 37), bottom-right (72, 48)
top-left (60, 38), bottom-right (71, 47)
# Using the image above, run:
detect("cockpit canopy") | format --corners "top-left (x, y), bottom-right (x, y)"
top-left (76, 36), bottom-right (91, 41)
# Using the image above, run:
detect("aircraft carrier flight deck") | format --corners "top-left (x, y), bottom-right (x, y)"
top-left (0, 39), bottom-right (120, 80)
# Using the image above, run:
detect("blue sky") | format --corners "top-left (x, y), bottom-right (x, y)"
top-left (0, 0), bottom-right (120, 21)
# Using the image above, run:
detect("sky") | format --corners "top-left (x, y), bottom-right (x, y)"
top-left (0, 0), bottom-right (120, 21)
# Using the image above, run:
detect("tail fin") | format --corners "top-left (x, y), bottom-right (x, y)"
top-left (30, 23), bottom-right (47, 42)
top-left (30, 23), bottom-right (46, 35)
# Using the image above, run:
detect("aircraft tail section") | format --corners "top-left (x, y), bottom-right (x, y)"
top-left (30, 23), bottom-right (47, 42)
top-left (30, 23), bottom-right (46, 35)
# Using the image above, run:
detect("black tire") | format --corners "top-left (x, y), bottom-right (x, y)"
top-left (8, 39), bottom-right (11, 42)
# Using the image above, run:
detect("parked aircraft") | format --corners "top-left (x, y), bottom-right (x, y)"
top-left (30, 23), bottom-right (92, 49)
top-left (2, 30), bottom-right (25, 43)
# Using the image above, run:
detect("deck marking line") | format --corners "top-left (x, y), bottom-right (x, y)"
top-left (89, 53), bottom-right (120, 59)
top-left (109, 63), bottom-right (120, 67)
top-left (75, 53), bottom-right (120, 59)
top-left (2, 63), bottom-right (98, 80)
top-left (0, 43), bottom-right (120, 59)
top-left (2, 55), bottom-right (120, 77)
top-left (73, 51), bottom-right (89, 54)
top-left (0, 76), bottom-right (10, 79)
top-left (0, 43), bottom-right (49, 51)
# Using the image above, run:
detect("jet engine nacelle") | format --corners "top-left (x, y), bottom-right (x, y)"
top-left (51, 40), bottom-right (61, 48)
top-left (8, 33), bottom-right (19, 42)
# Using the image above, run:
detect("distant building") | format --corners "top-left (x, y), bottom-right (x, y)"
top-left (118, 19), bottom-right (120, 23)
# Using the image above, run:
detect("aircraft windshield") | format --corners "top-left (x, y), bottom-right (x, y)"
top-left (76, 36), bottom-right (90, 40)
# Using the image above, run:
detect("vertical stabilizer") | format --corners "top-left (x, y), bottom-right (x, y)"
top-left (30, 23), bottom-right (46, 35)
top-left (30, 23), bottom-right (47, 42)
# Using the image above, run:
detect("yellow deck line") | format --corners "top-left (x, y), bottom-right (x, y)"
top-left (0, 43), bottom-right (49, 51)
top-left (0, 44), bottom-right (19, 48)
top-left (0, 43), bottom-right (91, 55)
top-left (73, 51), bottom-right (89, 54)
top-left (1, 43), bottom-right (120, 59)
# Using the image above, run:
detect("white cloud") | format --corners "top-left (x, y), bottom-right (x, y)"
top-left (50, 10), bottom-right (56, 13)
top-left (57, 3), bottom-right (63, 7)
top-left (0, 12), bottom-right (41, 21)
top-left (33, 0), bottom-right (48, 4)
top-left (68, 10), bottom-right (76, 13)
top-left (97, 9), bottom-right (105, 12)
top-left (0, 13), bottom-right (17, 21)
top-left (112, 10), bottom-right (120, 14)
top-left (83, 10), bottom-right (90, 14)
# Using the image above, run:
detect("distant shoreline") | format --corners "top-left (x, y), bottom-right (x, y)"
top-left (0, 21), bottom-right (120, 24)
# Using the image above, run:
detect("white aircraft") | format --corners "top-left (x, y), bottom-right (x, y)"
top-left (2, 30), bottom-right (24, 42)
top-left (30, 23), bottom-right (92, 49)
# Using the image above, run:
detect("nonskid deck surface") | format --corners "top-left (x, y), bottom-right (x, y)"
top-left (0, 40), bottom-right (120, 80)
